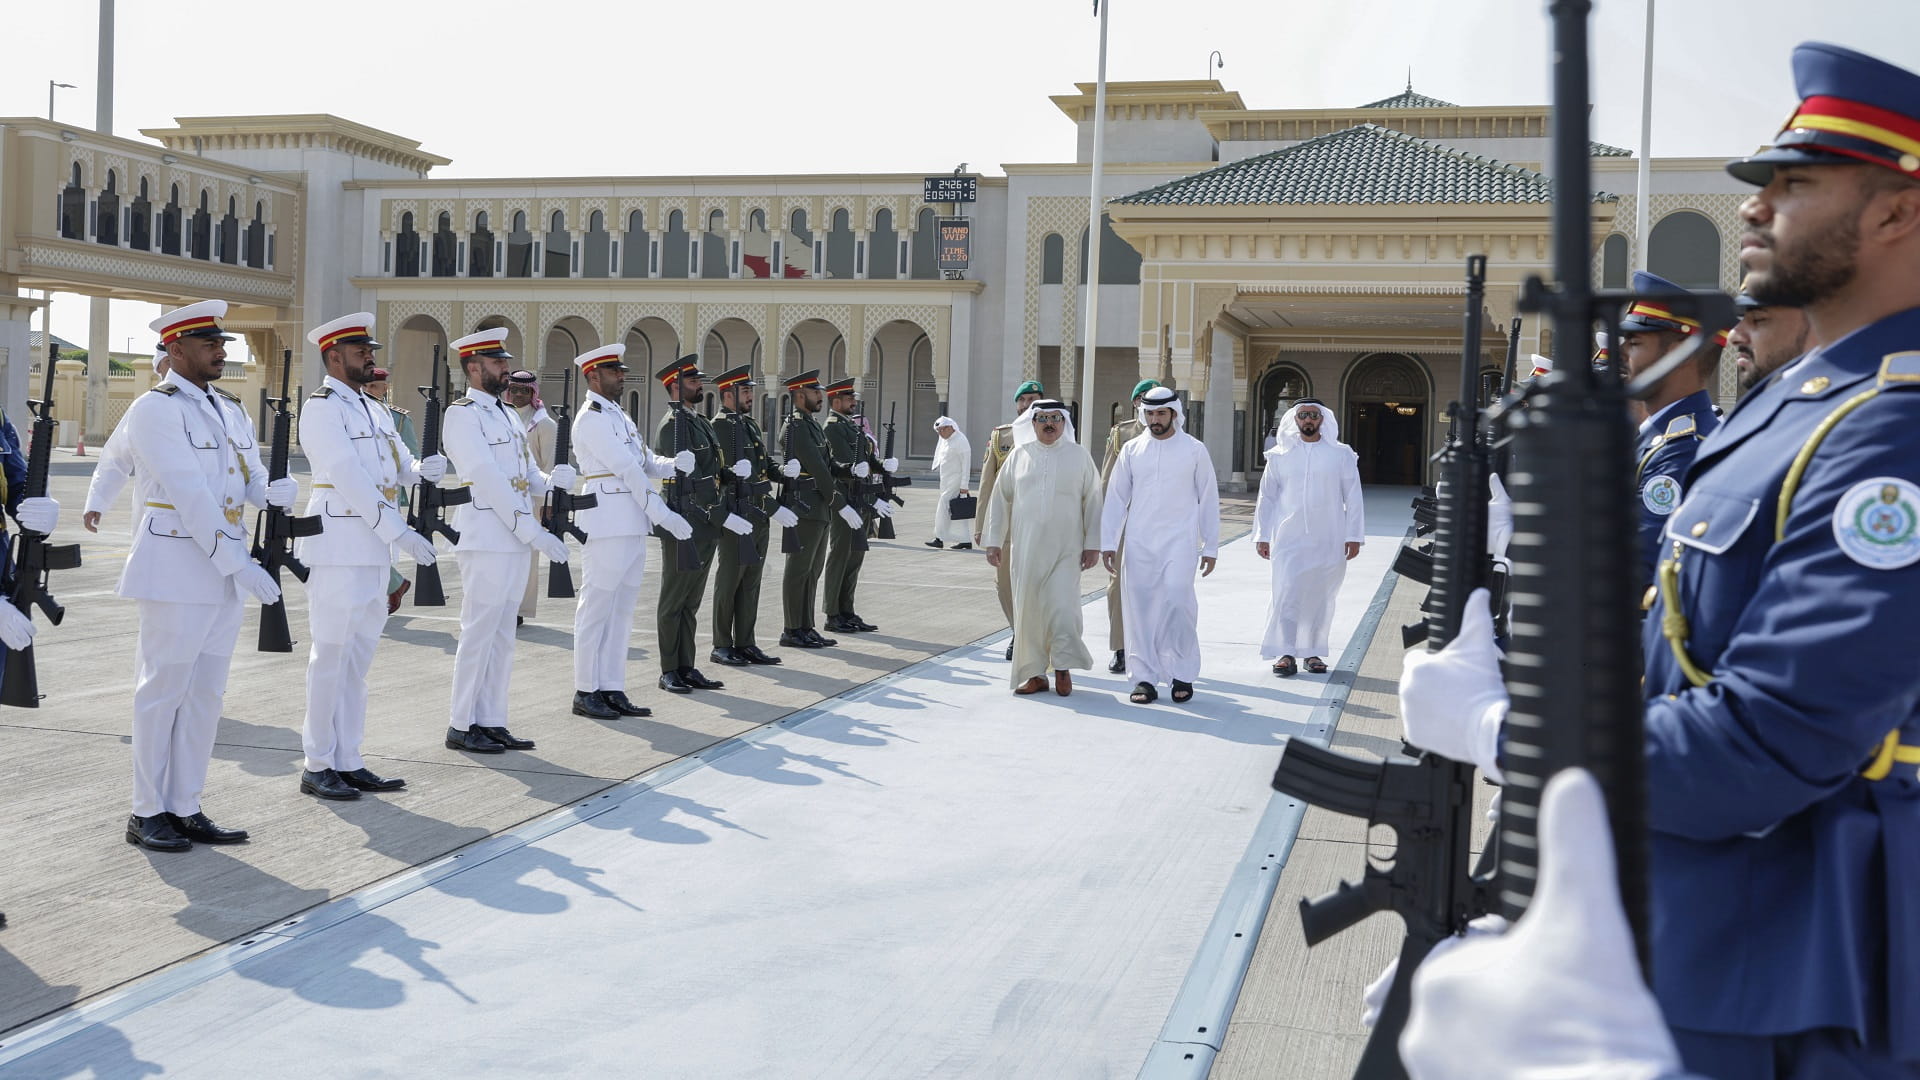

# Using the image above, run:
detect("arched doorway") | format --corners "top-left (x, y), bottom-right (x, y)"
top-left (1343, 353), bottom-right (1430, 486)
top-left (1252, 360), bottom-right (1312, 469)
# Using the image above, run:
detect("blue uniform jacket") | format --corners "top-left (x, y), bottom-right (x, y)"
top-left (1634, 390), bottom-right (1717, 591)
top-left (1641, 305), bottom-right (1920, 1057)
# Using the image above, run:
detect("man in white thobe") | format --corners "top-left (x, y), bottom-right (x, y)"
top-left (926, 416), bottom-right (972, 548)
top-left (1253, 399), bottom-right (1364, 677)
top-left (294, 312), bottom-right (447, 800)
top-left (983, 399), bottom-right (1103, 697)
top-left (1100, 387), bottom-right (1220, 705)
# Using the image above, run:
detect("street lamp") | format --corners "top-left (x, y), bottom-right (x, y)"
top-left (47, 81), bottom-right (75, 120)
top-left (1207, 51), bottom-right (1223, 83)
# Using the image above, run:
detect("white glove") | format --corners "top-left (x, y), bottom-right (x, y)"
top-left (852, 461), bottom-right (871, 479)
top-left (1402, 770), bottom-right (1681, 1080)
top-left (874, 501), bottom-right (894, 519)
top-left (730, 459), bottom-right (752, 479)
top-left (883, 457), bottom-right (899, 474)
top-left (547, 464), bottom-right (577, 492)
top-left (771, 506), bottom-right (799, 529)
top-left (838, 505), bottom-right (864, 529)
top-left (415, 454), bottom-right (448, 483)
top-left (720, 513), bottom-right (752, 535)
top-left (1362, 914), bottom-right (1510, 1029)
top-left (266, 477), bottom-right (298, 509)
top-left (15, 496), bottom-right (59, 535)
top-left (233, 562), bottom-right (282, 605)
top-left (782, 458), bottom-right (802, 478)
top-left (1400, 588), bottom-right (1509, 781)
top-left (396, 530), bottom-right (437, 566)
top-left (674, 450), bottom-right (697, 475)
top-left (532, 530), bottom-right (569, 563)
top-left (0, 602), bottom-right (35, 651)
top-left (658, 508), bottom-right (694, 541)
top-left (1488, 473), bottom-right (1514, 563)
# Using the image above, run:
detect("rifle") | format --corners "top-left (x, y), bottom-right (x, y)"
top-left (720, 408), bottom-right (765, 568)
top-left (775, 414), bottom-right (816, 555)
top-left (1267, 256), bottom-right (1502, 1079)
top-left (408, 346), bottom-right (470, 605)
top-left (251, 348), bottom-right (324, 652)
top-left (835, 412), bottom-right (870, 554)
top-left (543, 366), bottom-right (597, 598)
top-left (0, 348), bottom-right (84, 708)
top-left (659, 403), bottom-right (702, 572)
top-left (872, 403), bottom-right (912, 541)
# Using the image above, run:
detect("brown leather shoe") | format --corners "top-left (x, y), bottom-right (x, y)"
top-left (387, 578), bottom-right (410, 615)
top-left (1014, 676), bottom-right (1048, 695)
top-left (1054, 669), bottom-right (1072, 697)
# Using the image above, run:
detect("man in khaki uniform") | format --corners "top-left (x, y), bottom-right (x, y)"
top-left (1098, 378), bottom-right (1160, 675)
top-left (975, 379), bottom-right (1043, 660)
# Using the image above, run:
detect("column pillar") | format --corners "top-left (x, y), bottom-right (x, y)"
top-left (1206, 324), bottom-right (1237, 485)
top-left (728, 229), bottom-right (743, 278)
top-left (0, 295), bottom-right (46, 420)
top-left (854, 229), bottom-right (870, 279)
top-left (85, 295), bottom-right (111, 443)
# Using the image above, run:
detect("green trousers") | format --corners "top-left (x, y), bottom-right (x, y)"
top-left (822, 512), bottom-right (868, 618)
top-left (782, 518), bottom-right (829, 629)
top-left (656, 527), bottom-right (717, 672)
top-left (711, 521), bottom-right (770, 649)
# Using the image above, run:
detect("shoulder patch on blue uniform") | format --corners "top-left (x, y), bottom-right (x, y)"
top-left (1641, 474), bottom-right (1682, 516)
top-left (1664, 414), bottom-right (1698, 438)
top-left (309, 387), bottom-right (335, 399)
top-left (1833, 477), bottom-right (1920, 570)
top-left (1878, 351), bottom-right (1920, 387)
top-left (150, 384), bottom-right (180, 396)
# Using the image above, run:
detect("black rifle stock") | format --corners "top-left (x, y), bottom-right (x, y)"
top-left (721, 408), bottom-right (765, 568)
top-left (252, 348), bottom-right (323, 652)
top-left (775, 416), bottom-right (815, 556)
top-left (544, 366), bottom-right (597, 598)
top-left (409, 346), bottom-right (468, 606)
top-left (838, 413), bottom-right (870, 554)
top-left (1, 347), bottom-right (84, 708)
top-left (660, 403), bottom-right (702, 572)
top-left (1268, 256), bottom-right (1502, 1080)
top-left (873, 403), bottom-right (911, 541)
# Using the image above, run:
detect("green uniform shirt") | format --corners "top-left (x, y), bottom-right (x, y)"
top-left (777, 410), bottom-right (836, 522)
top-left (654, 403), bottom-right (723, 525)
top-left (711, 408), bottom-right (775, 516)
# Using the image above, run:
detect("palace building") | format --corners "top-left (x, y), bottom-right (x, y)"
top-left (1, 78), bottom-right (1747, 485)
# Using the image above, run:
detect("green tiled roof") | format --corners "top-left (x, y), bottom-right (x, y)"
top-left (1359, 88), bottom-right (1459, 109)
top-left (1114, 124), bottom-right (1614, 207)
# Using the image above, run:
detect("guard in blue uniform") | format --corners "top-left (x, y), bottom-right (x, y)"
top-left (1641, 42), bottom-right (1920, 1079)
top-left (1616, 269), bottom-right (1724, 591)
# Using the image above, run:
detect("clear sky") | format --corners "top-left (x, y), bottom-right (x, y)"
top-left (8, 0), bottom-right (1916, 358)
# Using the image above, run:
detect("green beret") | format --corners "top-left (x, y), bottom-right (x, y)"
top-left (1131, 379), bottom-right (1161, 401)
top-left (1014, 379), bottom-right (1044, 401)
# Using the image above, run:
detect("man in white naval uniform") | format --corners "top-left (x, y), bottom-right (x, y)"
top-left (294, 313), bottom-right (447, 799)
top-left (117, 300), bottom-right (294, 851)
top-left (566, 343), bottom-right (693, 720)
top-left (82, 347), bottom-right (168, 534)
top-left (440, 328), bottom-right (574, 753)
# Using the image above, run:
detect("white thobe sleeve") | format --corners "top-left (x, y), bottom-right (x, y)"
top-left (1099, 444), bottom-right (1134, 551)
top-left (1252, 457), bottom-right (1283, 544)
top-left (1193, 442), bottom-right (1221, 558)
top-left (1342, 453), bottom-right (1366, 544)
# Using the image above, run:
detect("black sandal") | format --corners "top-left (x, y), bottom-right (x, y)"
top-left (1129, 682), bottom-right (1158, 705)
top-left (1170, 680), bottom-right (1194, 703)
top-left (1273, 656), bottom-right (1297, 677)
top-left (1304, 657), bottom-right (1328, 675)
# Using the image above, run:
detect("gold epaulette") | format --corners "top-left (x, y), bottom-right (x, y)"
top-left (212, 386), bottom-right (241, 403)
top-left (310, 387), bottom-right (336, 399)
top-left (449, 395), bottom-right (473, 407)
top-left (587, 400), bottom-right (603, 412)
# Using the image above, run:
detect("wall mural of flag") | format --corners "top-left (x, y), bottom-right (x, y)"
top-left (741, 229), bottom-right (811, 279)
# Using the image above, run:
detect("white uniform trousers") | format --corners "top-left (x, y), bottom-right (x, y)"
top-left (130, 596), bottom-right (245, 816)
top-left (450, 549), bottom-right (531, 731)
top-left (574, 534), bottom-right (648, 694)
top-left (302, 565), bottom-right (389, 772)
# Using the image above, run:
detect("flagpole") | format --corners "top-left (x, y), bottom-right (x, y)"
top-left (1633, 0), bottom-right (1654, 271)
top-left (1079, 0), bottom-right (1110, 424)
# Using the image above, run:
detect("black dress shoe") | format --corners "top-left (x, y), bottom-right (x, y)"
top-left (446, 726), bottom-right (506, 753)
top-left (740, 645), bottom-right (783, 665)
top-left (601, 690), bottom-right (652, 717)
top-left (516, 616), bottom-right (525, 627)
top-left (572, 690), bottom-right (619, 719)
top-left (682, 667), bottom-right (725, 691)
top-left (709, 647), bottom-right (750, 667)
top-left (848, 613), bottom-right (879, 632)
top-left (659, 669), bottom-right (694, 693)
top-left (1108, 649), bottom-right (1127, 674)
top-left (125, 814), bottom-right (191, 852)
top-left (823, 615), bottom-right (857, 633)
top-left (953, 542), bottom-right (972, 550)
top-left (780, 629), bottom-right (822, 648)
top-left (925, 538), bottom-right (944, 548)
top-left (803, 628), bottom-right (839, 647)
top-left (477, 726), bottom-right (535, 750)
top-left (168, 811), bottom-right (250, 844)
top-left (300, 769), bottom-right (362, 800)
top-left (338, 767), bottom-right (406, 792)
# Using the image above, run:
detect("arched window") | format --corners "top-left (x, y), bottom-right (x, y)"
top-left (506, 210), bottom-right (532, 277)
top-left (662, 210), bottom-right (689, 278)
top-left (701, 209), bottom-right (728, 279)
top-left (216, 195), bottom-right (240, 264)
top-left (128, 177), bottom-right (152, 251)
top-left (869, 208), bottom-right (897, 280)
top-left (1647, 211), bottom-right (1721, 290)
top-left (1601, 233), bottom-right (1629, 289)
top-left (469, 211), bottom-right (495, 277)
top-left (544, 210), bottom-right (570, 277)
top-left (1041, 233), bottom-right (1065, 285)
top-left (245, 200), bottom-right (267, 268)
top-left (95, 169), bottom-right (119, 246)
top-left (59, 163), bottom-right (85, 240)
top-left (1079, 214), bottom-right (1141, 285)
top-left (190, 190), bottom-right (214, 261)
top-left (394, 210), bottom-right (420, 276)
top-left (910, 208), bottom-right (937, 279)
top-left (825, 208), bottom-right (854, 279)
top-left (431, 211), bottom-right (457, 277)
top-left (583, 209), bottom-right (610, 278)
top-left (622, 209), bottom-right (647, 278)
top-left (160, 183), bottom-right (183, 255)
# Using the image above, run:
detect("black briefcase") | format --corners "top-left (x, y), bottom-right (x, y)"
top-left (948, 494), bottom-right (977, 521)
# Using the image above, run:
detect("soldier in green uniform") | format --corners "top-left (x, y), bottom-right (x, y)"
top-left (652, 356), bottom-right (733, 693)
top-left (1098, 378), bottom-right (1160, 674)
top-left (975, 379), bottom-right (1044, 660)
top-left (821, 378), bottom-right (893, 634)
top-left (777, 370), bottom-right (840, 649)
top-left (707, 365), bottom-right (785, 667)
